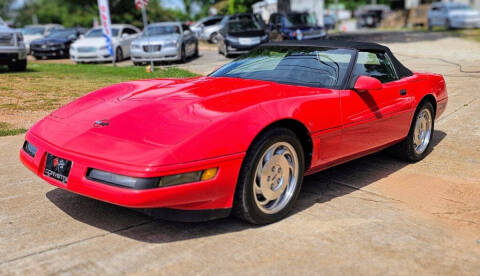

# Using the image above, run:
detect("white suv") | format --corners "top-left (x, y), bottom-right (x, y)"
top-left (0, 18), bottom-right (27, 71)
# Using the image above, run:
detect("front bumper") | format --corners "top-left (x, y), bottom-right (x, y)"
top-left (0, 46), bottom-right (27, 65)
top-left (31, 47), bottom-right (68, 58)
top-left (226, 41), bottom-right (262, 54)
top-left (451, 18), bottom-right (480, 28)
top-left (20, 131), bottom-right (244, 211)
top-left (70, 48), bottom-right (114, 62)
top-left (131, 46), bottom-right (180, 62)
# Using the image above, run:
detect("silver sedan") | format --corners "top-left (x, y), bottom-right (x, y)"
top-left (131, 22), bottom-right (198, 65)
top-left (428, 2), bottom-right (480, 29)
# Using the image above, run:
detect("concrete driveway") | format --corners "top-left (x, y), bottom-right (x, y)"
top-left (1, 36), bottom-right (479, 275)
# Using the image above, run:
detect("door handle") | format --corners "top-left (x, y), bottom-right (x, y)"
top-left (399, 89), bottom-right (407, 96)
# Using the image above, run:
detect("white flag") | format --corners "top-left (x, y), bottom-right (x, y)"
top-left (97, 0), bottom-right (114, 57)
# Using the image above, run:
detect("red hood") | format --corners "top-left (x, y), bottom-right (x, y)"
top-left (30, 77), bottom-right (312, 166)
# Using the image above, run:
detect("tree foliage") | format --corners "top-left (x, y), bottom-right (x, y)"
top-left (325, 0), bottom-right (393, 12)
top-left (0, 0), bottom-right (15, 20)
top-left (14, 0), bottom-right (189, 27)
top-left (227, 0), bottom-right (261, 14)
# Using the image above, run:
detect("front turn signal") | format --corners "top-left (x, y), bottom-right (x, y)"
top-left (201, 168), bottom-right (218, 181)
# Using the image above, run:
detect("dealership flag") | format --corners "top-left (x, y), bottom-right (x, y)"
top-left (135, 0), bottom-right (149, 9)
top-left (97, 0), bottom-right (114, 57)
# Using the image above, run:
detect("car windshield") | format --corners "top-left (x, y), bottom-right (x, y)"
top-left (86, 28), bottom-right (119, 38)
top-left (22, 27), bottom-right (46, 35)
top-left (448, 4), bottom-right (472, 10)
top-left (45, 30), bottom-right (76, 39)
top-left (144, 25), bottom-right (180, 36)
top-left (285, 13), bottom-right (316, 27)
top-left (228, 20), bottom-right (262, 32)
top-left (210, 46), bottom-right (355, 89)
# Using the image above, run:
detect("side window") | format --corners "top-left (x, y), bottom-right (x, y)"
top-left (182, 24), bottom-right (191, 33)
top-left (274, 15), bottom-right (281, 25)
top-left (353, 51), bottom-right (398, 83)
top-left (124, 28), bottom-right (137, 35)
top-left (204, 19), bottom-right (221, 26)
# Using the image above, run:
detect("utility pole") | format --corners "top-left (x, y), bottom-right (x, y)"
top-left (141, 3), bottom-right (154, 72)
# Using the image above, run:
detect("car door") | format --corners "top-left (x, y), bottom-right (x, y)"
top-left (182, 24), bottom-right (195, 55)
top-left (339, 51), bottom-right (414, 158)
top-left (121, 27), bottom-right (139, 57)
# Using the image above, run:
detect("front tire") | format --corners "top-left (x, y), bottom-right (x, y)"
top-left (427, 19), bottom-right (433, 31)
top-left (210, 32), bottom-right (219, 44)
top-left (180, 44), bottom-right (186, 62)
top-left (8, 60), bottom-right (27, 71)
top-left (115, 47), bottom-right (123, 62)
top-left (389, 102), bottom-right (435, 162)
top-left (193, 42), bottom-right (199, 58)
top-left (233, 128), bottom-right (305, 224)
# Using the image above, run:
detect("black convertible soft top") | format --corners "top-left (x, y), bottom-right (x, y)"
top-left (262, 39), bottom-right (413, 79)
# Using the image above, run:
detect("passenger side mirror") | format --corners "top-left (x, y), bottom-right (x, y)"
top-left (354, 76), bottom-right (382, 92)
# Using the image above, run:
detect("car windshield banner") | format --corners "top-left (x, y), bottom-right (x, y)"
top-left (97, 0), bottom-right (114, 57)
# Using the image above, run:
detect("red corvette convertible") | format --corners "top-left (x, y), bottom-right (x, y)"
top-left (20, 40), bottom-right (448, 224)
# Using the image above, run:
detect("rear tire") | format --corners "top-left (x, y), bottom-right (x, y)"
top-left (389, 102), bottom-right (435, 162)
top-left (233, 128), bottom-right (305, 224)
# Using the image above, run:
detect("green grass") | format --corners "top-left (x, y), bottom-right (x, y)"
top-left (0, 62), bottom-right (199, 136)
top-left (0, 122), bottom-right (27, 137)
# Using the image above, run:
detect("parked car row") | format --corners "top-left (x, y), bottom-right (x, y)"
top-left (212, 12), bottom-right (326, 57)
top-left (4, 11), bottom-right (327, 67)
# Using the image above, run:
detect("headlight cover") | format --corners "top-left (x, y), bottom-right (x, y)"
top-left (87, 168), bottom-right (218, 190)
top-left (23, 141), bottom-right (37, 158)
top-left (99, 45), bottom-right (108, 50)
top-left (226, 35), bottom-right (239, 43)
top-left (163, 40), bottom-right (177, 48)
top-left (131, 44), bottom-right (140, 49)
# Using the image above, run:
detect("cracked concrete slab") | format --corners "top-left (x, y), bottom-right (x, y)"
top-left (1, 36), bottom-right (479, 275)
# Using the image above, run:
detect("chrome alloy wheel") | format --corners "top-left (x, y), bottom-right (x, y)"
top-left (413, 108), bottom-right (432, 154)
top-left (253, 142), bottom-right (299, 214)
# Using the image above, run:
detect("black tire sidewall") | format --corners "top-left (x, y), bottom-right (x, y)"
top-left (181, 45), bottom-right (186, 62)
top-left (115, 47), bottom-right (123, 62)
top-left (235, 128), bottom-right (305, 224)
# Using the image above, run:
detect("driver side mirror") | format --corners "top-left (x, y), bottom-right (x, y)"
top-left (354, 76), bottom-right (382, 92)
top-left (122, 33), bottom-right (128, 38)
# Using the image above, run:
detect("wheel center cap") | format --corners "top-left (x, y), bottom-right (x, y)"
top-left (260, 155), bottom-right (290, 200)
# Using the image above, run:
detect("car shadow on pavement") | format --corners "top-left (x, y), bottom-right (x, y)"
top-left (46, 130), bottom-right (446, 243)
